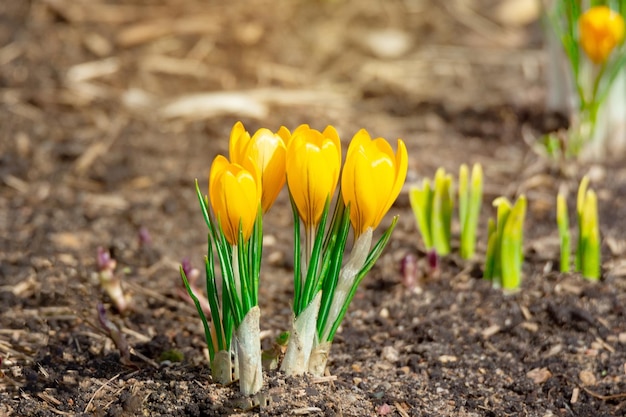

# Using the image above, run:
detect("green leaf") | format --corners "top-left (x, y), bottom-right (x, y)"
top-left (325, 217), bottom-right (398, 342)
top-left (431, 169), bottom-right (452, 255)
top-left (248, 207), bottom-right (263, 306)
top-left (491, 197), bottom-right (512, 285)
top-left (289, 192), bottom-right (303, 312)
top-left (576, 176), bottom-right (590, 271)
top-left (580, 189), bottom-right (601, 281)
top-left (458, 164), bottom-right (469, 230)
top-left (181, 266), bottom-right (216, 360)
top-left (299, 198), bottom-right (331, 315)
top-left (500, 196), bottom-right (527, 290)
top-left (205, 243), bottom-right (228, 353)
top-left (409, 181), bottom-right (433, 249)
top-left (556, 193), bottom-right (571, 273)
top-left (236, 230), bottom-right (252, 315)
top-left (460, 164), bottom-right (483, 259)
top-left (317, 200), bottom-right (351, 338)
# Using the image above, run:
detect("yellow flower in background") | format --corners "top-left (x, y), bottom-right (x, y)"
top-left (209, 155), bottom-right (262, 245)
top-left (229, 121), bottom-right (289, 213)
top-left (341, 129), bottom-right (408, 237)
top-left (579, 6), bottom-right (625, 64)
top-left (286, 125), bottom-right (341, 229)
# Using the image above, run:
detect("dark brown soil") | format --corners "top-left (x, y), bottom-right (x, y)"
top-left (1, 1), bottom-right (626, 416)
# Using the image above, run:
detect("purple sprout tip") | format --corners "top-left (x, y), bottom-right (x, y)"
top-left (97, 247), bottom-right (116, 272)
top-left (181, 258), bottom-right (192, 276)
top-left (97, 247), bottom-right (110, 270)
top-left (138, 226), bottom-right (152, 246)
top-left (400, 253), bottom-right (418, 290)
top-left (427, 250), bottom-right (439, 270)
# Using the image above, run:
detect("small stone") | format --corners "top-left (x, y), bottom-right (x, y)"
top-left (381, 346), bottom-right (399, 363)
top-left (267, 251), bottom-right (284, 266)
top-left (544, 344), bottom-right (562, 358)
top-left (363, 28), bottom-right (412, 59)
top-left (618, 332), bottom-right (626, 345)
top-left (379, 308), bottom-right (389, 319)
top-left (579, 370), bottom-right (596, 386)
top-left (527, 367), bottom-right (552, 384)
top-left (262, 235), bottom-right (277, 247)
top-left (521, 322), bottom-right (539, 332)
top-left (591, 341), bottom-right (604, 351)
top-left (495, 0), bottom-right (539, 27)
top-left (377, 404), bottom-right (393, 416)
top-left (481, 324), bottom-right (501, 338)
top-left (571, 387), bottom-right (580, 404)
top-left (438, 355), bottom-right (458, 364)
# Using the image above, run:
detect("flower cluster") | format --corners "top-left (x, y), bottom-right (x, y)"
top-left (183, 121), bottom-right (408, 395)
top-left (545, 3), bottom-right (626, 158)
top-left (579, 6), bottom-right (625, 64)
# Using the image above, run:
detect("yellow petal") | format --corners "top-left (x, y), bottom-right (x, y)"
top-left (229, 121), bottom-right (251, 164)
top-left (286, 126), bottom-right (341, 227)
top-left (209, 155), bottom-right (261, 245)
top-left (249, 128), bottom-right (287, 212)
top-left (579, 6), bottom-right (625, 64)
top-left (342, 131), bottom-right (408, 236)
top-left (229, 122), bottom-right (288, 213)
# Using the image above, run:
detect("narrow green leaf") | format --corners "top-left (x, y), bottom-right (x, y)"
top-left (458, 164), bottom-right (469, 230)
top-left (195, 179), bottom-right (213, 231)
top-left (236, 230), bottom-right (252, 315)
top-left (500, 196), bottom-right (527, 290)
top-left (491, 197), bottom-right (512, 284)
top-left (325, 217), bottom-right (398, 342)
top-left (181, 266), bottom-right (216, 360)
top-left (575, 176), bottom-right (590, 271)
top-left (205, 241), bottom-right (227, 352)
top-left (289, 192), bottom-right (303, 313)
top-left (556, 193), bottom-right (571, 273)
top-left (461, 164), bottom-right (483, 259)
top-left (581, 189), bottom-right (601, 280)
top-left (300, 198), bottom-right (331, 315)
top-left (409, 181), bottom-right (433, 249)
top-left (212, 218), bottom-right (243, 324)
top-left (249, 207), bottom-right (263, 306)
top-left (317, 201), bottom-right (351, 338)
top-left (431, 169), bottom-right (452, 255)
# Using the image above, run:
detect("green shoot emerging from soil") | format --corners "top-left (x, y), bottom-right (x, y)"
top-left (556, 191), bottom-right (571, 273)
top-left (575, 176), bottom-right (601, 281)
top-left (409, 168), bottom-right (453, 256)
top-left (483, 195), bottom-right (527, 291)
top-left (458, 163), bottom-right (483, 260)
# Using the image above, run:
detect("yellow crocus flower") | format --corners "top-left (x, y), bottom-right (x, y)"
top-left (229, 121), bottom-right (289, 213)
top-left (286, 125), bottom-right (341, 229)
top-left (579, 6), bottom-right (625, 64)
top-left (341, 129), bottom-right (408, 237)
top-left (209, 155), bottom-right (262, 245)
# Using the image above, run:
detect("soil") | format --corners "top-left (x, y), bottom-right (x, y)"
top-left (1, 0), bottom-right (626, 416)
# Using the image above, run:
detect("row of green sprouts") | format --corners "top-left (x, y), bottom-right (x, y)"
top-left (410, 166), bottom-right (601, 291)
